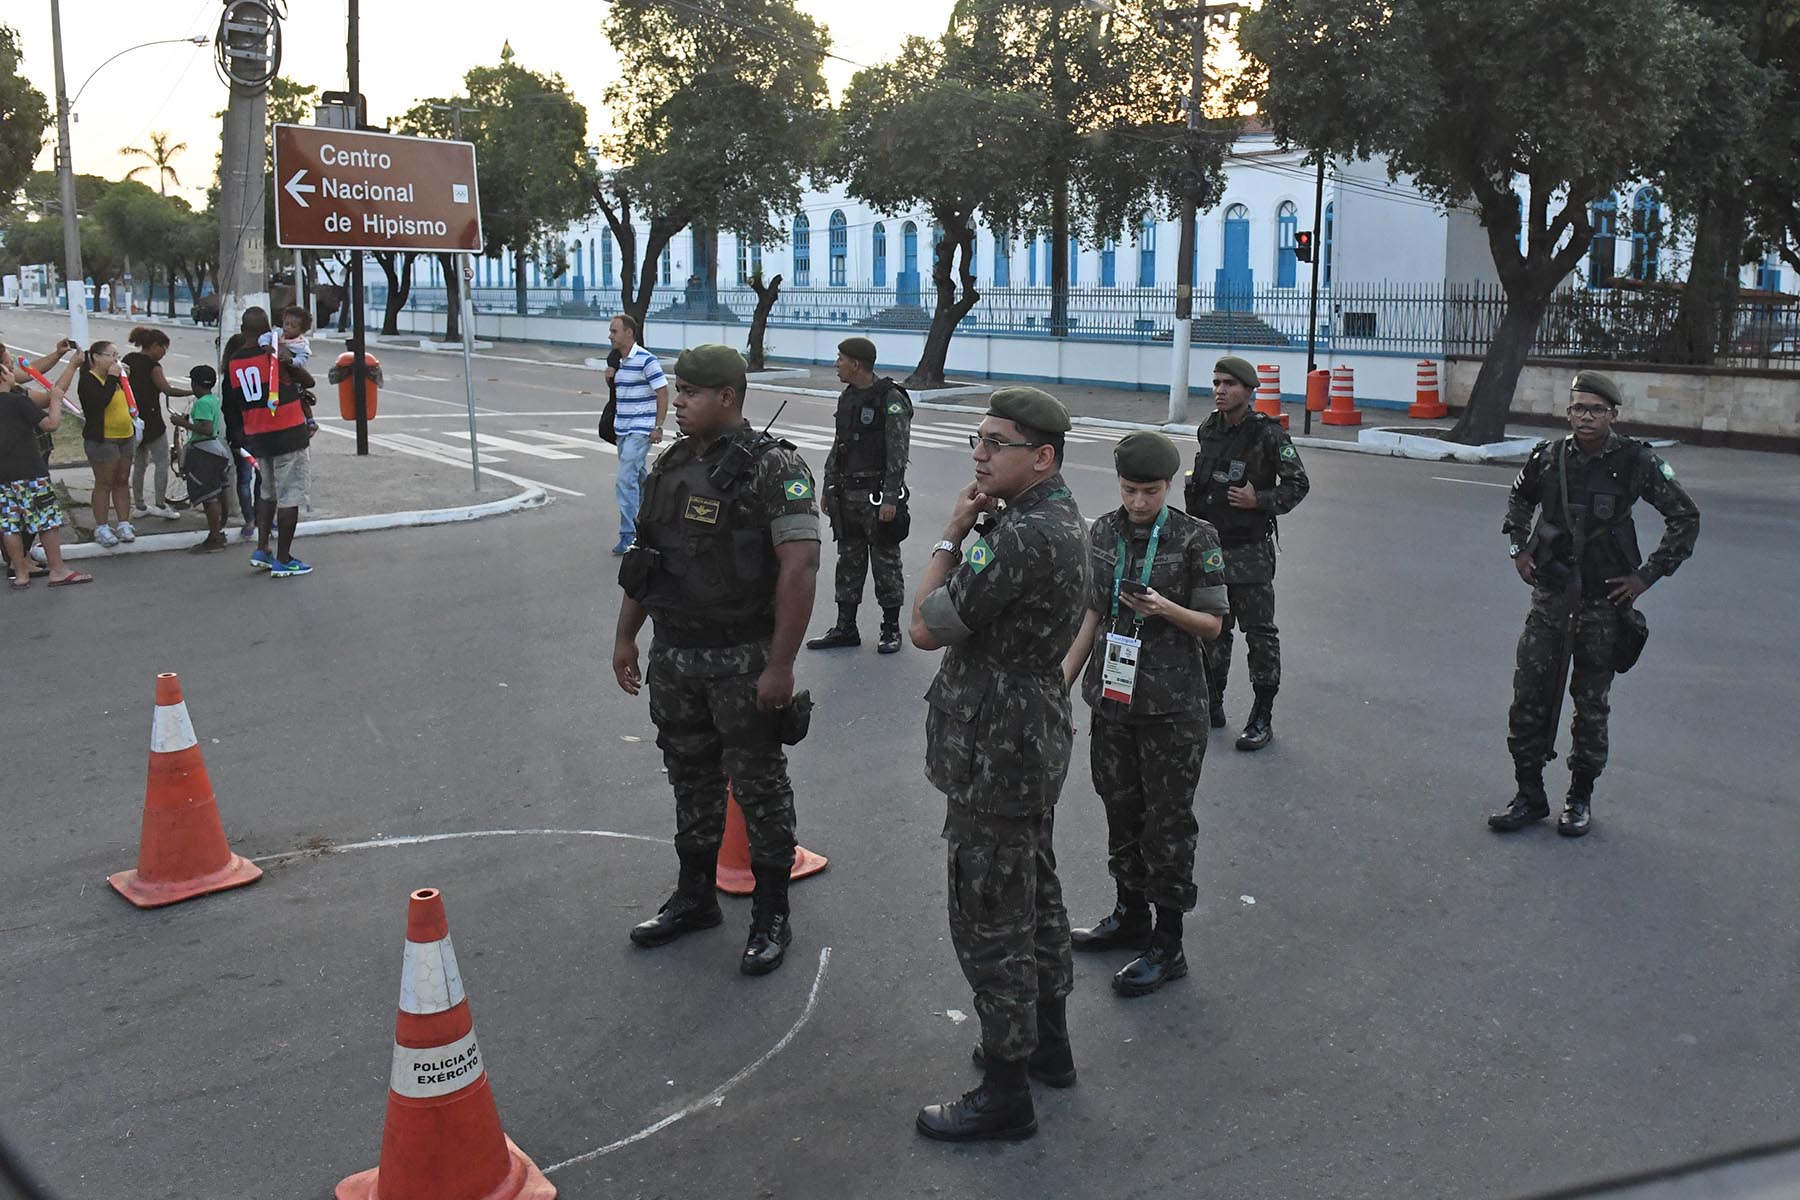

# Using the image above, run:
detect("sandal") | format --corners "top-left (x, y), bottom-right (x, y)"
top-left (47, 571), bottom-right (94, 587)
top-left (8, 578), bottom-right (27, 591)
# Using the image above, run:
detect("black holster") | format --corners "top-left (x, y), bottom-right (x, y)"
top-left (1614, 606), bottom-right (1649, 673)
top-left (776, 690), bottom-right (813, 745)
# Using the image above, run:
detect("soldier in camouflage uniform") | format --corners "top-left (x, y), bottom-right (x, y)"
top-left (807, 336), bottom-right (913, 654)
top-left (1185, 356), bottom-right (1310, 751)
top-left (613, 344), bottom-right (822, 975)
top-left (1063, 432), bottom-right (1229, 998)
top-left (1489, 371), bottom-right (1698, 837)
top-left (910, 387), bottom-right (1090, 1142)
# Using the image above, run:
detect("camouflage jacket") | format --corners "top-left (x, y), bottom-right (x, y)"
top-left (1184, 409), bottom-right (1310, 546)
top-left (920, 473), bottom-right (1091, 818)
top-left (1080, 506), bottom-right (1229, 722)
top-left (823, 378), bottom-right (912, 505)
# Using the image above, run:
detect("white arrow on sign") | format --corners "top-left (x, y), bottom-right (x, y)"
top-left (284, 169), bottom-right (316, 208)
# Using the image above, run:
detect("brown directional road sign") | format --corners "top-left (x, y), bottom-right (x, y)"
top-left (272, 124), bottom-right (483, 253)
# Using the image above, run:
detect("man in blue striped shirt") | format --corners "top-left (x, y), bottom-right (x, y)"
top-left (608, 314), bottom-right (670, 554)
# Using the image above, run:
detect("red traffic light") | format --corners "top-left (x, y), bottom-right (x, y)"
top-left (1294, 231), bottom-right (1314, 263)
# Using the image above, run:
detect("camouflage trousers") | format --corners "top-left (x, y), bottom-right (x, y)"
top-left (1206, 580), bottom-right (1280, 700)
top-left (828, 489), bottom-right (905, 611)
top-left (1089, 716), bottom-right (1206, 911)
top-left (647, 639), bottom-right (797, 869)
top-left (942, 795), bottom-right (1074, 1063)
top-left (1506, 591), bottom-right (1622, 780)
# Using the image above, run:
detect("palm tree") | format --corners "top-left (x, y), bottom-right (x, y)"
top-left (120, 131), bottom-right (188, 196)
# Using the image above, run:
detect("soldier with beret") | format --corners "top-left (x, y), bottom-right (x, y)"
top-left (613, 344), bottom-right (823, 976)
top-left (1489, 371), bottom-right (1698, 837)
top-left (1062, 432), bottom-right (1229, 996)
top-left (910, 386), bottom-right (1091, 1142)
top-left (807, 335), bottom-right (914, 654)
top-left (1185, 355), bottom-right (1311, 751)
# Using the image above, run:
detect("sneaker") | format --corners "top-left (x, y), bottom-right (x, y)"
top-left (131, 505), bottom-right (151, 519)
top-left (149, 504), bottom-right (180, 520)
top-left (187, 533), bottom-right (229, 554)
top-left (611, 539), bottom-right (633, 556)
top-left (92, 524), bottom-right (120, 548)
top-left (238, 523), bottom-right (256, 542)
top-left (270, 557), bottom-right (313, 578)
top-left (114, 521), bottom-right (137, 543)
top-left (250, 549), bottom-right (276, 571)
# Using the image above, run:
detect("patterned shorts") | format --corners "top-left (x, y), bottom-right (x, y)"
top-left (0, 476), bottom-right (64, 537)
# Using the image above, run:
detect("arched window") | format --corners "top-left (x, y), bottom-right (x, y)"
top-left (793, 213), bottom-right (811, 287)
top-left (873, 222), bottom-right (887, 288)
top-left (602, 236), bottom-right (614, 287)
top-left (1100, 239), bottom-right (1117, 287)
top-left (993, 229), bottom-right (1010, 288)
top-left (828, 210), bottom-right (848, 287)
top-left (1275, 201), bottom-right (1299, 288)
top-left (1137, 216), bottom-right (1156, 287)
top-left (1629, 189), bottom-right (1663, 283)
top-left (1322, 202), bottom-right (1335, 289)
top-left (1027, 233), bottom-right (1038, 287)
top-left (1588, 195), bottom-right (1618, 288)
top-left (736, 237), bottom-right (748, 286)
top-left (660, 244), bottom-right (671, 286)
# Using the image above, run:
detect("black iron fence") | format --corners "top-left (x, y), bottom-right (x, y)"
top-left (377, 280), bottom-right (1800, 369)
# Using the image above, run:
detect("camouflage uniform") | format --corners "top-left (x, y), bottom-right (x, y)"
top-left (1079, 507), bottom-right (1230, 911)
top-left (1502, 432), bottom-right (1698, 779)
top-left (823, 379), bottom-right (912, 611)
top-left (1184, 411), bottom-right (1309, 702)
top-left (627, 421), bottom-right (821, 869)
top-left (919, 475), bottom-right (1090, 1063)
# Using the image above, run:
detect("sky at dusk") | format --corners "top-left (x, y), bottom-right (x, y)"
top-left (11, 0), bottom-right (960, 209)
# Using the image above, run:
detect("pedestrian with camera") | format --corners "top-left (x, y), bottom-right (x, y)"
top-left (1489, 371), bottom-right (1699, 838)
top-left (1062, 432), bottom-right (1229, 997)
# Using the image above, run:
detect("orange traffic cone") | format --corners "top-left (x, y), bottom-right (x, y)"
top-left (1321, 364), bottom-right (1364, 426)
top-left (715, 786), bottom-right (828, 896)
top-left (337, 888), bottom-right (554, 1200)
top-left (1254, 363), bottom-right (1290, 428)
top-left (108, 672), bottom-right (262, 908)
top-left (1409, 359), bottom-right (1448, 419)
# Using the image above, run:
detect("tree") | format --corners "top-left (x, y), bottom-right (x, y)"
top-left (371, 249), bottom-right (420, 335)
top-left (95, 181), bottom-right (187, 315)
top-left (746, 271), bottom-right (784, 370)
top-left (834, 37), bottom-right (1050, 386)
top-left (1241, 0), bottom-right (1714, 444)
top-left (597, 0), bottom-right (831, 339)
top-left (1746, 6), bottom-right (1800, 277)
top-left (0, 25), bottom-right (50, 205)
top-left (121, 131), bottom-right (188, 196)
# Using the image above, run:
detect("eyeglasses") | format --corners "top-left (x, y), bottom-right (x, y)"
top-left (1567, 403), bottom-right (1610, 417)
top-left (968, 434), bottom-right (1040, 453)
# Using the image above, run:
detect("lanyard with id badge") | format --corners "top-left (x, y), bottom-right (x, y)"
top-left (1100, 507), bottom-right (1168, 706)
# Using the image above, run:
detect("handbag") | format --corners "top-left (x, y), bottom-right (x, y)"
top-left (598, 397), bottom-right (618, 445)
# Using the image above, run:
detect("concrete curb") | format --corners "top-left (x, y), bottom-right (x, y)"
top-left (58, 486), bottom-right (549, 560)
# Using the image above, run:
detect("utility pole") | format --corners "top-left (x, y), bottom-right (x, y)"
top-left (1167, 9), bottom-right (1205, 425)
top-left (217, 0), bottom-right (276, 348)
top-left (1303, 154), bottom-right (1326, 435)
top-left (347, 0), bottom-right (370, 455)
top-left (47, 0), bottom-right (87, 346)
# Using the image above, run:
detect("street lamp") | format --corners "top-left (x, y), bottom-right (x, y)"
top-left (71, 36), bottom-right (211, 115)
top-left (45, 10), bottom-right (210, 344)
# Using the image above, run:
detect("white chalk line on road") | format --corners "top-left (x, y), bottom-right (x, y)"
top-left (312, 422), bottom-right (587, 497)
top-left (250, 826), bottom-right (671, 866)
top-left (1431, 475), bottom-right (1510, 488)
top-left (541, 946), bottom-right (834, 1175)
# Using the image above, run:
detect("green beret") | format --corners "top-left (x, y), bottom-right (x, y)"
top-left (674, 343), bottom-right (747, 390)
top-left (1113, 431), bottom-right (1182, 482)
top-left (986, 386), bottom-right (1071, 434)
top-left (838, 336), bottom-right (877, 366)
top-left (1570, 370), bottom-right (1622, 408)
top-left (1214, 356), bottom-right (1258, 389)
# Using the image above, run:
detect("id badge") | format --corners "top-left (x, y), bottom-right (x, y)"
top-left (1101, 633), bottom-right (1142, 705)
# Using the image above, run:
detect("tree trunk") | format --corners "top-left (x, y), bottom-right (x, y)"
top-left (374, 251), bottom-right (417, 336)
top-left (439, 253), bottom-right (462, 343)
top-left (1447, 297), bottom-right (1549, 444)
top-left (631, 222), bottom-right (682, 344)
top-left (907, 219), bottom-right (981, 389)
top-left (165, 266), bottom-right (176, 319)
top-left (747, 273), bottom-right (784, 370)
top-left (514, 247), bottom-right (528, 317)
top-left (1666, 187), bottom-right (1747, 364)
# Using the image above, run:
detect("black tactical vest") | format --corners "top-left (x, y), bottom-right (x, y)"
top-left (1187, 413), bottom-right (1275, 545)
top-left (1541, 439), bottom-right (1644, 599)
top-left (833, 380), bottom-right (896, 478)
top-left (632, 432), bottom-right (784, 644)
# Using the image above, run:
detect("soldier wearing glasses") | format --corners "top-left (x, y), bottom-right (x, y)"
top-left (909, 387), bottom-right (1090, 1143)
top-left (1489, 371), bottom-right (1698, 838)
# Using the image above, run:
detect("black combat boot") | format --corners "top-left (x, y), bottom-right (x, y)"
top-left (1488, 769), bottom-right (1552, 832)
top-left (878, 607), bottom-right (903, 655)
top-left (805, 604), bottom-right (861, 650)
top-left (630, 850), bottom-right (725, 947)
top-left (1070, 886), bottom-right (1152, 952)
top-left (917, 1056), bottom-right (1037, 1142)
top-left (741, 861), bottom-right (793, 975)
top-left (1113, 908), bottom-right (1189, 998)
top-left (1235, 689), bottom-right (1275, 751)
top-left (1209, 693), bottom-right (1227, 729)
top-left (1558, 773), bottom-right (1594, 838)
top-left (970, 996), bottom-right (1077, 1088)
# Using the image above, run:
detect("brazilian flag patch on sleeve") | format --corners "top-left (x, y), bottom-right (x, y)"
top-left (1202, 547), bottom-right (1224, 573)
top-left (1280, 444), bottom-right (1298, 461)
top-left (1658, 460), bottom-right (1675, 480)
top-left (887, 400), bottom-right (904, 415)
top-left (967, 537), bottom-right (995, 574)
top-left (783, 478), bottom-right (814, 500)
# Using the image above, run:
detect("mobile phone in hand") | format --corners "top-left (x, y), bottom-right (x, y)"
top-left (1119, 580), bottom-right (1150, 597)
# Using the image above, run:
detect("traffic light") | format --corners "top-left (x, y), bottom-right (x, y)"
top-left (1294, 231), bottom-right (1314, 263)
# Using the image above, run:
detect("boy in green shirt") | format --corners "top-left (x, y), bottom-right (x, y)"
top-left (172, 365), bottom-right (231, 553)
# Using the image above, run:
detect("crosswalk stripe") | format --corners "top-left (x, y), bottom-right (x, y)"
top-left (513, 429), bottom-right (616, 456)
top-left (441, 431), bottom-right (583, 459)
top-left (379, 432), bottom-right (505, 463)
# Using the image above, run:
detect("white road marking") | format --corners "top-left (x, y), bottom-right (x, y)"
top-left (310, 424), bottom-right (586, 497)
top-left (1432, 475), bottom-right (1510, 489)
top-left (441, 431), bottom-right (583, 460)
top-left (250, 827), bottom-right (671, 866)
top-left (378, 387), bottom-right (505, 415)
top-left (512, 429), bottom-right (617, 456)
top-left (379, 432), bottom-right (506, 463)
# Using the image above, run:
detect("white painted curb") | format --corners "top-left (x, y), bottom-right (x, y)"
top-left (59, 487), bottom-right (548, 560)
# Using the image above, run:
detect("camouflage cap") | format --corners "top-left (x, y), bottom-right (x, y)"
top-left (1570, 370), bottom-right (1622, 408)
top-left (986, 386), bottom-right (1071, 434)
top-left (837, 336), bottom-right (877, 366)
top-left (674, 343), bottom-right (747, 390)
top-left (1214, 356), bottom-right (1258, 389)
top-left (1113, 431), bottom-right (1182, 482)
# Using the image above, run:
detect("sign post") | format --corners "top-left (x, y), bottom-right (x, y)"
top-left (272, 124), bottom-right (485, 485)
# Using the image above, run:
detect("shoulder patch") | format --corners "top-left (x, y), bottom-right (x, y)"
top-left (1279, 444), bottom-right (1298, 461)
top-left (1202, 547), bottom-right (1224, 573)
top-left (782, 477), bottom-right (813, 500)
top-left (1658, 459), bottom-right (1675, 481)
top-left (887, 400), bottom-right (905, 415)
top-left (967, 536), bottom-right (996, 574)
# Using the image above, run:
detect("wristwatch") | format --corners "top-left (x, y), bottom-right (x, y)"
top-left (1508, 542), bottom-right (1524, 558)
top-left (932, 539), bottom-right (962, 562)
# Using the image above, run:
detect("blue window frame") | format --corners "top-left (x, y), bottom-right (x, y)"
top-left (1068, 237), bottom-right (1078, 286)
top-left (1028, 234), bottom-right (1038, 287)
top-left (1276, 201), bottom-right (1299, 288)
top-left (1588, 195), bottom-right (1618, 287)
top-left (1629, 189), bottom-right (1662, 283)
top-left (736, 237), bottom-right (747, 286)
top-left (602, 236), bottom-right (613, 287)
top-left (1138, 217), bottom-right (1156, 287)
top-left (873, 222), bottom-right (887, 288)
top-left (531, 255), bottom-right (541, 287)
top-left (793, 213), bottom-right (811, 287)
top-left (1100, 239), bottom-right (1117, 287)
top-left (1322, 202), bottom-right (1335, 289)
top-left (751, 242), bottom-right (762, 280)
top-left (660, 245), bottom-right (671, 286)
top-left (828, 210), bottom-right (847, 287)
top-left (993, 231), bottom-right (1010, 288)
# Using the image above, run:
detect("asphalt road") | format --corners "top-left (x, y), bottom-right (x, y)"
top-left (4, 307), bottom-right (1798, 1199)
